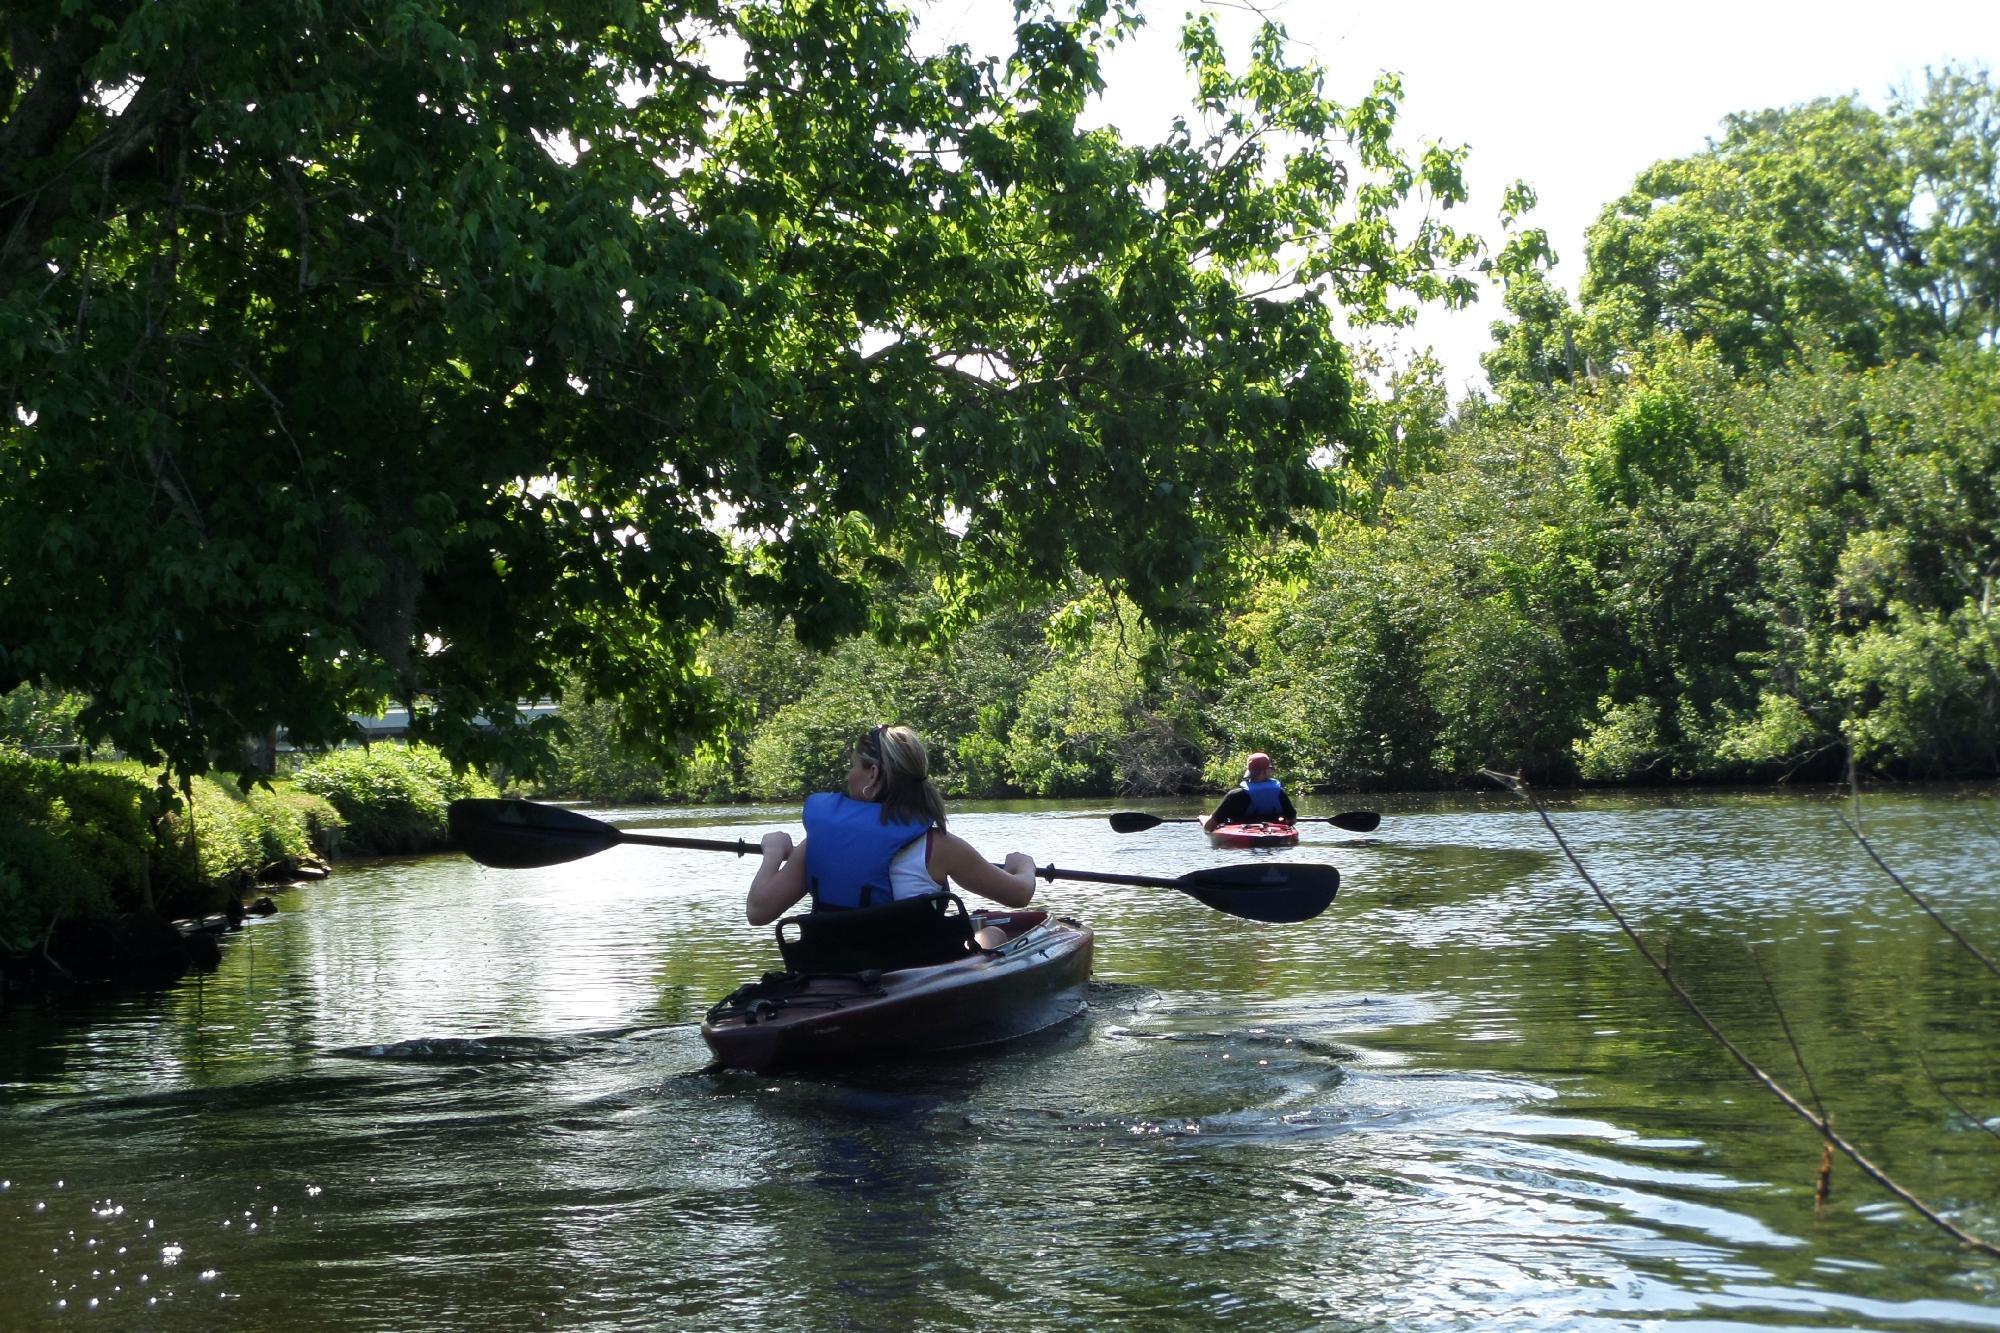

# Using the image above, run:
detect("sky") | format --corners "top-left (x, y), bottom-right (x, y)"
top-left (921, 0), bottom-right (2000, 395)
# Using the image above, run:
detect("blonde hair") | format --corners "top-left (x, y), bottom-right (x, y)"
top-left (860, 724), bottom-right (948, 830)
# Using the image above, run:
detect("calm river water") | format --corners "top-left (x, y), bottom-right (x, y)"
top-left (3, 788), bottom-right (1998, 1329)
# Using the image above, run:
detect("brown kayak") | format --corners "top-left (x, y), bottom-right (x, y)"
top-left (701, 909), bottom-right (1093, 1074)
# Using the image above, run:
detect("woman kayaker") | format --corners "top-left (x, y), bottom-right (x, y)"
top-left (746, 724), bottom-right (1037, 946)
top-left (1202, 751), bottom-right (1297, 832)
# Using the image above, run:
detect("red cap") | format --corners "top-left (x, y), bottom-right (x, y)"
top-left (1245, 752), bottom-right (1272, 774)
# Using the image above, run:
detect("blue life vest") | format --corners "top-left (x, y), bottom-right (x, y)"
top-left (802, 791), bottom-right (933, 909)
top-left (1243, 777), bottom-right (1285, 820)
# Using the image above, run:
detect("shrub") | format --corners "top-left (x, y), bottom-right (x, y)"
top-left (1575, 697), bottom-right (1665, 782)
top-left (0, 750), bottom-right (353, 962)
top-left (149, 775), bottom-right (344, 888)
top-left (293, 744), bottom-right (496, 854)
top-left (0, 752), bottom-right (154, 950)
top-left (539, 693), bottom-right (674, 801)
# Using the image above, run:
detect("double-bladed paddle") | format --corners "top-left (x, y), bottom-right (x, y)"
top-left (449, 798), bottom-right (1338, 924)
top-left (1108, 810), bottom-right (1380, 835)
top-left (450, 797), bottom-right (761, 866)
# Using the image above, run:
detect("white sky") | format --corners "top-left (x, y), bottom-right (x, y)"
top-left (921, 0), bottom-right (2000, 395)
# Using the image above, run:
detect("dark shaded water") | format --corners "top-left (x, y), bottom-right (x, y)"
top-left (3, 789), bottom-right (1998, 1328)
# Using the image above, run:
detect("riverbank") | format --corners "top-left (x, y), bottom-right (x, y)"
top-left (0, 744), bottom-right (495, 999)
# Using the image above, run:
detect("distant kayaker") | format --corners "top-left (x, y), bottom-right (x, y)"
top-left (1202, 752), bottom-right (1297, 832)
top-left (746, 724), bottom-right (1038, 946)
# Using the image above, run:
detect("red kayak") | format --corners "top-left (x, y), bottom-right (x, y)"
top-left (701, 908), bottom-right (1093, 1074)
top-left (1208, 821), bottom-right (1300, 849)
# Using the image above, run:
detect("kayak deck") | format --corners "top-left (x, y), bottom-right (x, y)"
top-left (1208, 821), bottom-right (1300, 849)
top-left (701, 909), bottom-right (1093, 1074)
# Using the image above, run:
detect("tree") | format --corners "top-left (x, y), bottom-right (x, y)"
top-left (740, 601), bottom-right (1045, 799)
top-left (0, 1), bottom-right (1483, 783)
top-left (1731, 349), bottom-right (2000, 775)
top-left (1479, 268), bottom-right (1590, 403)
top-left (0, 684), bottom-right (87, 753)
top-left (1576, 68), bottom-right (2000, 375)
top-left (1483, 67), bottom-right (2000, 399)
top-left (1000, 597), bottom-right (1207, 796)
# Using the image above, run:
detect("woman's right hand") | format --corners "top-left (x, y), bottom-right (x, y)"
top-left (746, 832), bottom-right (809, 926)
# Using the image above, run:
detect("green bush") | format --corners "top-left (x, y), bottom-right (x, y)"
top-left (0, 752), bottom-right (156, 950)
top-left (1836, 602), bottom-right (1998, 774)
top-left (1716, 691), bottom-right (1826, 772)
top-left (1575, 697), bottom-right (1665, 782)
top-left (0, 813), bottom-right (110, 951)
top-left (153, 775), bottom-right (344, 886)
top-left (1003, 645), bottom-right (1139, 796)
top-left (293, 744), bottom-right (496, 854)
top-left (0, 684), bottom-right (88, 752)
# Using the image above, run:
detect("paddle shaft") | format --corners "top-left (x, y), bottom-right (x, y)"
top-left (631, 833), bottom-right (1109, 888)
top-left (1030, 863), bottom-right (1258, 891)
top-left (449, 799), bottom-right (1336, 921)
top-left (609, 831), bottom-right (1167, 889)
top-left (479, 815), bottom-right (1191, 890)
top-left (624, 840), bottom-right (1336, 912)
top-left (627, 836), bottom-right (1329, 905)
top-left (613, 830), bottom-right (759, 856)
top-left (1108, 809), bottom-right (1379, 833)
top-left (626, 834), bottom-right (1232, 895)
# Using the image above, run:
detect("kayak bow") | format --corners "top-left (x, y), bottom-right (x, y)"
top-left (1207, 821), bottom-right (1301, 850)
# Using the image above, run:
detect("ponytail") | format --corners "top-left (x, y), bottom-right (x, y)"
top-left (861, 724), bottom-right (948, 830)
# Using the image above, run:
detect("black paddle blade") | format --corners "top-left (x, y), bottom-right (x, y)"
top-left (448, 798), bottom-right (622, 869)
top-left (1328, 811), bottom-right (1380, 833)
top-left (1108, 811), bottom-right (1167, 833)
top-left (1177, 863), bottom-right (1339, 923)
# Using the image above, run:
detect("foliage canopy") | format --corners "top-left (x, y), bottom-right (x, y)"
top-left (1486, 67), bottom-right (2000, 390)
top-left (0, 0), bottom-right (1481, 781)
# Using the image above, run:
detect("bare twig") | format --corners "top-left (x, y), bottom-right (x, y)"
top-left (1846, 744), bottom-right (1863, 836)
top-left (1748, 945), bottom-right (1829, 1120)
top-left (1917, 1047), bottom-right (2000, 1145)
top-left (237, 361), bottom-right (316, 500)
top-left (39, 911), bottom-right (76, 983)
top-left (1480, 767), bottom-right (2000, 1259)
top-left (1837, 807), bottom-right (2000, 982)
top-left (1748, 944), bottom-right (1839, 1215)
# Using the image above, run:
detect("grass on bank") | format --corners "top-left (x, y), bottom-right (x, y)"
top-left (0, 743), bottom-right (496, 955)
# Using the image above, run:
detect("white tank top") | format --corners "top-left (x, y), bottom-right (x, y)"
top-left (887, 831), bottom-right (943, 899)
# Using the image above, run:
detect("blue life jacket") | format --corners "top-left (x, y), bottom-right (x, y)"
top-left (1243, 777), bottom-right (1286, 820)
top-left (802, 791), bottom-right (933, 909)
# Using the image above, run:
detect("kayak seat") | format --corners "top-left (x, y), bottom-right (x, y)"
top-left (777, 893), bottom-right (976, 974)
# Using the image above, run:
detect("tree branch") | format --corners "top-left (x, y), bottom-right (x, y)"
top-left (1837, 806), bottom-right (2000, 981)
top-left (1482, 767), bottom-right (2000, 1259)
